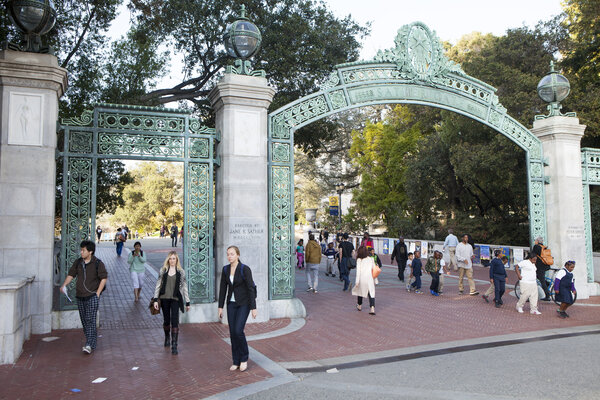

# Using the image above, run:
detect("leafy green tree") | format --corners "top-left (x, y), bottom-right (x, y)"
top-left (111, 162), bottom-right (183, 232)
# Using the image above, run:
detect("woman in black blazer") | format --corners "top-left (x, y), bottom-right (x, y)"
top-left (218, 246), bottom-right (257, 372)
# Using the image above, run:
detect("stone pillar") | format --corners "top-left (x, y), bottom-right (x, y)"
top-left (532, 116), bottom-right (598, 298)
top-left (0, 51), bottom-right (68, 333)
top-left (209, 74), bottom-right (275, 323)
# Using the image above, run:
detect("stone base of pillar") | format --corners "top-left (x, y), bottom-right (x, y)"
top-left (51, 310), bottom-right (102, 330)
top-left (184, 299), bottom-right (306, 324)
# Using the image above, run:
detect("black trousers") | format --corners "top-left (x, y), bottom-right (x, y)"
top-left (430, 272), bottom-right (440, 293)
top-left (536, 267), bottom-right (549, 297)
top-left (397, 259), bottom-right (407, 281)
top-left (357, 293), bottom-right (375, 307)
top-left (493, 276), bottom-right (506, 303)
top-left (161, 298), bottom-right (180, 328)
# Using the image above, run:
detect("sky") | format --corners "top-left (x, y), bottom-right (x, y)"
top-left (108, 0), bottom-right (564, 92)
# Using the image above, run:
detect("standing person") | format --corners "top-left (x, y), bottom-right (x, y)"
top-left (59, 240), bottom-right (107, 354)
top-left (152, 251), bottom-right (190, 355)
top-left (304, 234), bottom-right (322, 293)
top-left (443, 229), bottom-right (459, 271)
top-left (456, 234), bottom-right (478, 295)
top-left (295, 239), bottom-right (305, 269)
top-left (532, 237), bottom-right (552, 301)
top-left (179, 225), bottom-right (184, 245)
top-left (324, 242), bottom-right (338, 277)
top-left (127, 241), bottom-right (146, 302)
top-left (554, 261), bottom-right (577, 318)
top-left (170, 224), bottom-right (179, 247)
top-left (515, 252), bottom-right (542, 315)
top-left (322, 228), bottom-right (329, 244)
top-left (361, 232), bottom-right (374, 250)
top-left (489, 249), bottom-right (507, 307)
top-left (160, 224), bottom-right (165, 238)
top-left (425, 250), bottom-right (444, 296)
top-left (482, 255), bottom-right (509, 303)
top-left (338, 233), bottom-right (355, 291)
top-left (390, 237), bottom-right (408, 281)
top-left (409, 250), bottom-right (423, 293)
top-left (405, 252), bottom-right (414, 287)
top-left (114, 227), bottom-right (126, 256)
top-left (218, 246), bottom-right (257, 372)
top-left (352, 246), bottom-right (376, 315)
top-left (95, 226), bottom-right (102, 243)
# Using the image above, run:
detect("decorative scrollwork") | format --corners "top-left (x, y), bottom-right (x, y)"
top-left (98, 133), bottom-right (183, 157)
top-left (270, 95), bottom-right (328, 139)
top-left (185, 163), bottom-right (212, 302)
top-left (98, 112), bottom-right (185, 133)
top-left (329, 90), bottom-right (347, 110)
top-left (272, 143), bottom-right (290, 163)
top-left (189, 119), bottom-right (216, 136)
top-left (320, 71), bottom-right (340, 90)
top-left (270, 166), bottom-right (294, 298)
top-left (69, 131), bottom-right (93, 153)
top-left (61, 110), bottom-right (93, 126)
top-left (189, 138), bottom-right (210, 159)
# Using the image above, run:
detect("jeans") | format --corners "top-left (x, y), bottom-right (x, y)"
top-left (160, 298), bottom-right (180, 328)
top-left (227, 302), bottom-right (250, 365)
top-left (77, 294), bottom-right (99, 349)
top-left (171, 235), bottom-right (178, 247)
top-left (357, 293), bottom-right (375, 307)
top-left (430, 272), bottom-right (440, 293)
top-left (493, 276), bottom-right (506, 304)
top-left (411, 274), bottom-right (421, 289)
top-left (340, 257), bottom-right (351, 290)
top-left (306, 263), bottom-right (319, 289)
top-left (116, 241), bottom-right (123, 256)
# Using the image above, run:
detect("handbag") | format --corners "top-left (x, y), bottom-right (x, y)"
top-left (149, 299), bottom-right (160, 315)
top-left (372, 263), bottom-right (381, 279)
top-left (348, 258), bottom-right (357, 269)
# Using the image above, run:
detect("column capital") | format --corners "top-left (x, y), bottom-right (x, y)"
top-left (531, 115), bottom-right (586, 142)
top-left (208, 73), bottom-right (275, 111)
top-left (0, 50), bottom-right (68, 97)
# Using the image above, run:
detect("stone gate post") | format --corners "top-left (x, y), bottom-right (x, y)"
top-left (0, 50), bottom-right (68, 362)
top-left (532, 116), bottom-right (599, 298)
top-left (209, 74), bottom-right (275, 323)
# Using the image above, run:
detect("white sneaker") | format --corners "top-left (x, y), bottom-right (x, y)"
top-left (516, 306), bottom-right (524, 313)
top-left (82, 345), bottom-right (92, 354)
top-left (530, 310), bottom-right (542, 315)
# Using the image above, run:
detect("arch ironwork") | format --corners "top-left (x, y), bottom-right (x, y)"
top-left (57, 103), bottom-right (219, 309)
top-left (581, 147), bottom-right (600, 283)
top-left (267, 22), bottom-right (547, 299)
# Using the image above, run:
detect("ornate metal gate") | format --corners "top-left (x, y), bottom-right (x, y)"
top-left (582, 148), bottom-right (600, 283)
top-left (267, 22), bottom-right (548, 299)
top-left (57, 103), bottom-right (219, 309)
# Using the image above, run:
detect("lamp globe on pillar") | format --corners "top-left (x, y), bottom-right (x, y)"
top-left (535, 61), bottom-right (575, 119)
top-left (223, 5), bottom-right (264, 76)
top-left (5, 0), bottom-right (56, 53)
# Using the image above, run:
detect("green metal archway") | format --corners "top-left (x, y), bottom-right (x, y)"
top-left (267, 22), bottom-right (547, 299)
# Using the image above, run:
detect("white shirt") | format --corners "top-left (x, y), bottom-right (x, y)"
top-left (439, 259), bottom-right (446, 272)
top-left (230, 274), bottom-right (236, 302)
top-left (455, 242), bottom-right (473, 269)
top-left (517, 260), bottom-right (537, 283)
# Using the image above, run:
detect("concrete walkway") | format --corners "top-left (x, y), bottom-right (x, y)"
top-left (2, 246), bottom-right (600, 399)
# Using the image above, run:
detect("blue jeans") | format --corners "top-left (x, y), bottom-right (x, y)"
top-left (340, 257), bottom-right (350, 290)
top-left (411, 274), bottom-right (422, 289)
top-left (227, 302), bottom-right (250, 365)
top-left (493, 276), bottom-right (506, 304)
top-left (116, 241), bottom-right (123, 256)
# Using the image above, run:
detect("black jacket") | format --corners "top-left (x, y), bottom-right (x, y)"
top-left (218, 262), bottom-right (257, 309)
top-left (153, 269), bottom-right (190, 313)
top-left (391, 242), bottom-right (408, 262)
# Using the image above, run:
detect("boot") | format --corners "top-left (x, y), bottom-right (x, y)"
top-left (163, 325), bottom-right (170, 347)
top-left (171, 327), bottom-right (179, 355)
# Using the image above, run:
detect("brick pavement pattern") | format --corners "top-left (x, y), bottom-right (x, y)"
top-left (2, 249), bottom-right (600, 399)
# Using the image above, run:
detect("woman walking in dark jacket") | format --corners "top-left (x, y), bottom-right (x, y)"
top-left (152, 251), bottom-right (190, 355)
top-left (218, 246), bottom-right (257, 372)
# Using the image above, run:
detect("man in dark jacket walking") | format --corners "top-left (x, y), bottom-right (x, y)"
top-left (532, 237), bottom-right (552, 300)
top-left (391, 237), bottom-right (408, 281)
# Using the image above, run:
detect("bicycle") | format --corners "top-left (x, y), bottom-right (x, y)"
top-left (514, 267), bottom-right (577, 305)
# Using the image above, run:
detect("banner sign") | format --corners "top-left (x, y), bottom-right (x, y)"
top-left (329, 196), bottom-right (339, 206)
top-left (329, 206), bottom-right (338, 216)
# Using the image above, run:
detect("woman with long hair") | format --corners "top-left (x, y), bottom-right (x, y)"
top-left (218, 246), bottom-right (257, 372)
top-left (152, 251), bottom-right (190, 355)
top-left (352, 245), bottom-right (376, 315)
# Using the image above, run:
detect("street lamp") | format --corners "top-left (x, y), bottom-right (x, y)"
top-left (535, 61), bottom-right (576, 120)
top-left (5, 0), bottom-right (56, 53)
top-left (223, 5), bottom-right (265, 77)
top-left (335, 183), bottom-right (345, 226)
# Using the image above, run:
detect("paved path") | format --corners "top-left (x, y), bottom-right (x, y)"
top-left (2, 248), bottom-right (600, 399)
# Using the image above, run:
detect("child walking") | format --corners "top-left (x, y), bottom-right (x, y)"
top-left (489, 249), bottom-right (507, 307)
top-left (409, 250), bottom-right (423, 293)
top-left (369, 247), bottom-right (383, 285)
top-left (296, 239), bottom-right (305, 269)
top-left (405, 252), bottom-right (414, 290)
top-left (324, 242), bottom-right (338, 277)
top-left (554, 261), bottom-right (577, 318)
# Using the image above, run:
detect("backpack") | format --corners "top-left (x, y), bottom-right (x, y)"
top-left (226, 264), bottom-right (257, 299)
top-left (539, 245), bottom-right (554, 266)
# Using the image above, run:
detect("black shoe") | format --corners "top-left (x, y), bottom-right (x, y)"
top-left (541, 297), bottom-right (551, 302)
top-left (495, 303), bottom-right (501, 308)
top-left (331, 274), bottom-right (336, 277)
